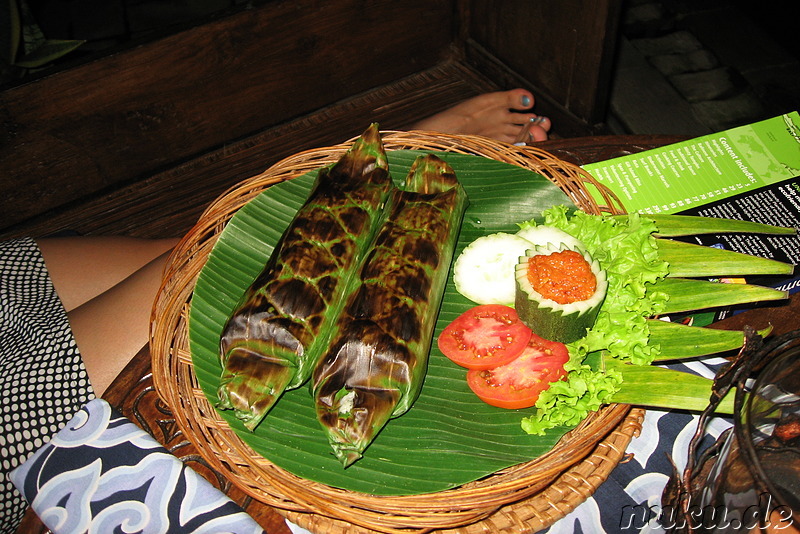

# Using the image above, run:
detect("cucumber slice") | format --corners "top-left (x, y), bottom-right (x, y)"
top-left (515, 243), bottom-right (608, 343)
top-left (453, 232), bottom-right (532, 305)
top-left (515, 225), bottom-right (583, 250)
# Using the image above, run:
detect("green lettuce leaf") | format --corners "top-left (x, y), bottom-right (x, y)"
top-left (521, 361), bottom-right (622, 435)
top-left (519, 206), bottom-right (670, 364)
top-left (519, 207), bottom-right (671, 434)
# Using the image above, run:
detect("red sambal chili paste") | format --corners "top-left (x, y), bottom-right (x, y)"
top-left (526, 250), bottom-right (596, 304)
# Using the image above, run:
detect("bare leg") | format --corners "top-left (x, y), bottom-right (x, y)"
top-left (411, 89), bottom-right (551, 144)
top-left (65, 249), bottom-right (173, 396)
top-left (37, 236), bottom-right (179, 396)
top-left (38, 236), bottom-right (179, 312)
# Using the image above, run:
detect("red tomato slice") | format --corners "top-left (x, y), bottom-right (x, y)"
top-left (438, 304), bottom-right (532, 370)
top-left (466, 333), bottom-right (569, 409)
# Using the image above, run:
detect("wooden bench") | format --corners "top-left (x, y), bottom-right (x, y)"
top-left (1, 0), bottom-right (622, 241)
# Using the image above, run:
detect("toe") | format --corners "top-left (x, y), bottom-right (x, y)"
top-left (528, 123), bottom-right (549, 142)
top-left (506, 89), bottom-right (535, 111)
top-left (511, 116), bottom-right (551, 144)
top-left (538, 116), bottom-right (552, 132)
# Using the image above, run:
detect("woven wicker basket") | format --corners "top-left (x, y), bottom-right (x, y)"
top-left (150, 131), bottom-right (645, 534)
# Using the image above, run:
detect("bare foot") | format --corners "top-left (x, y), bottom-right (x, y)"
top-left (411, 89), bottom-right (551, 144)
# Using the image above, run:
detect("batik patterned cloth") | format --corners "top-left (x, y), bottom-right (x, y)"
top-left (10, 398), bottom-right (266, 534)
top-left (0, 237), bottom-right (94, 533)
top-left (540, 358), bottom-right (733, 534)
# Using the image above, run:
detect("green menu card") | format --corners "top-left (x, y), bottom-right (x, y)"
top-left (582, 112), bottom-right (800, 321)
top-left (583, 112), bottom-right (800, 215)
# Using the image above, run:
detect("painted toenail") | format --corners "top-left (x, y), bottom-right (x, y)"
top-left (521, 95), bottom-right (531, 107)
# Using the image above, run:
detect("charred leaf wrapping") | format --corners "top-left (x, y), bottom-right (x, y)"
top-left (217, 124), bottom-right (394, 430)
top-left (312, 154), bottom-right (469, 467)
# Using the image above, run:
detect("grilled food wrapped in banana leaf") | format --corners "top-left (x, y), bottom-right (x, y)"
top-left (218, 124), bottom-right (393, 430)
top-left (312, 154), bottom-right (469, 467)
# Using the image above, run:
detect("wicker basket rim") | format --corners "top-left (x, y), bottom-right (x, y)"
top-left (149, 130), bottom-right (636, 534)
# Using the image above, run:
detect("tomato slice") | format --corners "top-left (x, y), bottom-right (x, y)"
top-left (466, 333), bottom-right (569, 409)
top-left (438, 304), bottom-right (532, 370)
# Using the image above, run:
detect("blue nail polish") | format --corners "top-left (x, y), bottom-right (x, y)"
top-left (521, 95), bottom-right (531, 107)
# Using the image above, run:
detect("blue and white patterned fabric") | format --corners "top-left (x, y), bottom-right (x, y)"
top-left (11, 361), bottom-right (732, 534)
top-left (540, 358), bottom-right (733, 534)
top-left (10, 398), bottom-right (265, 534)
top-left (542, 408), bottom-right (732, 534)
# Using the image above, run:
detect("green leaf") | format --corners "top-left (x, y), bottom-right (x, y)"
top-left (653, 277), bottom-right (787, 315)
top-left (657, 238), bottom-right (795, 278)
top-left (15, 38), bottom-right (84, 68)
top-left (189, 150), bottom-right (578, 496)
top-left (637, 214), bottom-right (796, 238)
top-left (522, 360), bottom-right (622, 436)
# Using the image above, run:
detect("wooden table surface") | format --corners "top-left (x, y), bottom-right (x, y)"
top-left (17, 134), bottom-right (799, 533)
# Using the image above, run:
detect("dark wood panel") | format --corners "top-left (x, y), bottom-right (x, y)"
top-left (0, 0), bottom-right (455, 231)
top-left (541, 134), bottom-right (688, 166)
top-left (0, 63), bottom-right (498, 240)
top-left (465, 0), bottom-right (622, 131)
top-left (2, 0), bottom-right (633, 241)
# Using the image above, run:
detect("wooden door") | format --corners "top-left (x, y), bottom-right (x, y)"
top-left (462, 0), bottom-right (623, 136)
